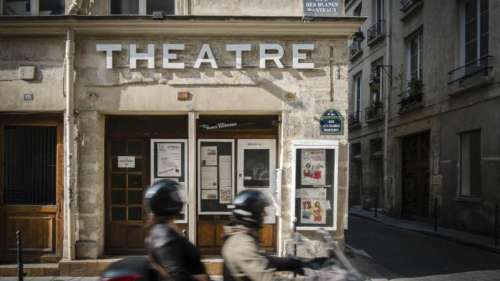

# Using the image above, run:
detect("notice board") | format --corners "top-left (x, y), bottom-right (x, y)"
top-left (292, 140), bottom-right (338, 230)
top-left (198, 139), bottom-right (235, 214)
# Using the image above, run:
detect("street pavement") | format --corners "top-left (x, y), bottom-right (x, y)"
top-left (346, 216), bottom-right (500, 281)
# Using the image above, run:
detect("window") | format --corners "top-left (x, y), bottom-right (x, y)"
top-left (353, 72), bottom-right (362, 116)
top-left (2, 0), bottom-right (64, 15)
top-left (462, 0), bottom-right (489, 65)
top-left (4, 126), bottom-right (57, 205)
top-left (374, 0), bottom-right (384, 22)
top-left (370, 58), bottom-right (384, 105)
top-left (459, 130), bottom-right (481, 197)
top-left (406, 28), bottom-right (423, 83)
top-left (110, 0), bottom-right (174, 15)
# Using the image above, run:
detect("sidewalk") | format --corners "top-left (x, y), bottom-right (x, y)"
top-left (349, 206), bottom-right (500, 254)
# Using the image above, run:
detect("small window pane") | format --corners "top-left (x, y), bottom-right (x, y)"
top-left (147, 0), bottom-right (175, 15)
top-left (111, 0), bottom-right (139, 15)
top-left (112, 207), bottom-right (126, 221)
top-left (128, 190), bottom-right (143, 205)
top-left (128, 207), bottom-right (142, 221)
top-left (128, 174), bottom-right (143, 188)
top-left (111, 191), bottom-right (126, 204)
top-left (111, 141), bottom-right (127, 156)
top-left (243, 149), bottom-right (270, 187)
top-left (111, 174), bottom-right (126, 189)
top-left (39, 0), bottom-right (64, 15)
top-left (3, 0), bottom-right (30, 15)
top-left (127, 141), bottom-right (143, 156)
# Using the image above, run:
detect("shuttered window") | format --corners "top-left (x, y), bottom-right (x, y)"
top-left (4, 126), bottom-right (57, 205)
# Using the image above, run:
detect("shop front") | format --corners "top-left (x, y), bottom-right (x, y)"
top-left (0, 17), bottom-right (362, 261)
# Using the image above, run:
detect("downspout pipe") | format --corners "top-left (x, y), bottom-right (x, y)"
top-left (64, 29), bottom-right (76, 260)
top-left (383, 0), bottom-right (392, 213)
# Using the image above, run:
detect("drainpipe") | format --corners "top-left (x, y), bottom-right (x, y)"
top-left (383, 0), bottom-right (392, 213)
top-left (64, 29), bottom-right (76, 260)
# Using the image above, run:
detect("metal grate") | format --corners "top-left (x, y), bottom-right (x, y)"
top-left (4, 126), bottom-right (57, 205)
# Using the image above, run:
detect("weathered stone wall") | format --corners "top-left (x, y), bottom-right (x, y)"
top-left (0, 37), bottom-right (65, 111)
top-left (74, 35), bottom-right (349, 257)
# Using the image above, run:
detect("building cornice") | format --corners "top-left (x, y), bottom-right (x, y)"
top-left (0, 16), bottom-right (365, 37)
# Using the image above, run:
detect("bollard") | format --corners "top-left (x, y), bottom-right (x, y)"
top-left (495, 204), bottom-right (498, 247)
top-left (16, 230), bottom-right (24, 281)
top-left (434, 198), bottom-right (438, 232)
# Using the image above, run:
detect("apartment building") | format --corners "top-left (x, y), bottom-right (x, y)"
top-left (0, 0), bottom-right (362, 266)
top-left (346, 0), bottom-right (499, 237)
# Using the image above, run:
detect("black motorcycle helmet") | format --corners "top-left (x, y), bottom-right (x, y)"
top-left (144, 179), bottom-right (184, 217)
top-left (231, 190), bottom-right (270, 228)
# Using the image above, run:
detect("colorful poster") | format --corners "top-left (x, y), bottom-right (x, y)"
top-left (157, 143), bottom-right (182, 177)
top-left (201, 189), bottom-right (218, 200)
top-left (300, 199), bottom-right (326, 224)
top-left (201, 146), bottom-right (218, 166)
top-left (301, 149), bottom-right (326, 186)
top-left (201, 166), bottom-right (218, 190)
top-left (219, 155), bottom-right (232, 204)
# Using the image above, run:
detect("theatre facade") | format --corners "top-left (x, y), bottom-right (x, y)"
top-left (0, 16), bottom-right (362, 262)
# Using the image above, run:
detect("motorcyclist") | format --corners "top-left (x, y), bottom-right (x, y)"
top-left (222, 190), bottom-right (305, 281)
top-left (144, 179), bottom-right (209, 281)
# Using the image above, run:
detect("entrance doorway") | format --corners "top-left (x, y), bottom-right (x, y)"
top-left (401, 131), bottom-right (430, 220)
top-left (0, 114), bottom-right (63, 262)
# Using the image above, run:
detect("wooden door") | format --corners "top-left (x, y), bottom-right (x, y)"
top-left (402, 131), bottom-right (430, 219)
top-left (0, 115), bottom-right (63, 262)
top-left (106, 139), bottom-right (148, 254)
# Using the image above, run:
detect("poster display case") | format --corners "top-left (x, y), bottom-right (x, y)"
top-left (150, 139), bottom-right (188, 223)
top-left (198, 139), bottom-right (235, 215)
top-left (291, 140), bottom-right (339, 230)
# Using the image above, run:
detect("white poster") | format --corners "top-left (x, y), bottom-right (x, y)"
top-left (201, 146), bottom-right (218, 166)
top-left (301, 149), bottom-right (326, 186)
top-left (118, 156), bottom-right (135, 168)
top-left (201, 166), bottom-right (218, 190)
top-left (157, 143), bottom-right (182, 177)
top-left (202, 189), bottom-right (218, 200)
top-left (219, 155), bottom-right (232, 204)
top-left (296, 188), bottom-right (327, 200)
top-left (300, 198), bottom-right (327, 224)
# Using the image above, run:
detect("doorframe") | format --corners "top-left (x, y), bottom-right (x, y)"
top-left (0, 114), bottom-right (64, 262)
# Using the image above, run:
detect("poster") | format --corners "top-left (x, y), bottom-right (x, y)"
top-left (301, 149), bottom-right (326, 186)
top-left (296, 188), bottom-right (327, 199)
top-left (219, 156), bottom-right (232, 204)
top-left (300, 199), bottom-right (327, 224)
top-left (157, 143), bottom-right (182, 177)
top-left (201, 146), bottom-right (218, 166)
top-left (118, 156), bottom-right (135, 168)
top-left (201, 166), bottom-right (218, 190)
top-left (202, 189), bottom-right (218, 200)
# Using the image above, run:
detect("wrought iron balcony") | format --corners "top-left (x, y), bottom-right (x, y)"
top-left (400, 0), bottom-right (422, 13)
top-left (349, 41), bottom-right (363, 61)
top-left (365, 103), bottom-right (384, 122)
top-left (399, 80), bottom-right (424, 113)
top-left (348, 111), bottom-right (362, 128)
top-left (448, 55), bottom-right (493, 85)
top-left (367, 20), bottom-right (385, 45)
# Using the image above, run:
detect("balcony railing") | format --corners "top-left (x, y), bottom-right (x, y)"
top-left (399, 80), bottom-right (423, 113)
top-left (348, 111), bottom-right (361, 128)
top-left (448, 55), bottom-right (493, 84)
top-left (365, 103), bottom-right (384, 122)
top-left (367, 20), bottom-right (385, 45)
top-left (349, 41), bottom-right (363, 60)
top-left (400, 0), bottom-right (422, 13)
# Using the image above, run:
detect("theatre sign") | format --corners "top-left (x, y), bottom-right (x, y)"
top-left (96, 43), bottom-right (316, 70)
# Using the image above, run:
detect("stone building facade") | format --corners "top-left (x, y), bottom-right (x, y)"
top-left (346, 0), bottom-right (499, 237)
top-left (0, 0), bottom-right (362, 264)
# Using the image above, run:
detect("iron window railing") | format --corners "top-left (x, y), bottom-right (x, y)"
top-left (399, 80), bottom-right (423, 112)
top-left (365, 103), bottom-right (384, 122)
top-left (448, 55), bottom-right (493, 84)
top-left (349, 41), bottom-right (363, 60)
top-left (348, 111), bottom-right (362, 127)
top-left (400, 0), bottom-right (422, 12)
top-left (367, 20), bottom-right (386, 43)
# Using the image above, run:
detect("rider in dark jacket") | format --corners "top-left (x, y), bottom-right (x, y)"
top-left (222, 190), bottom-right (305, 281)
top-left (145, 179), bottom-right (209, 281)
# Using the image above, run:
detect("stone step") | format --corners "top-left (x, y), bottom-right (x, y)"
top-left (0, 257), bottom-right (223, 277)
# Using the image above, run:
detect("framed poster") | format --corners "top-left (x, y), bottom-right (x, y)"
top-left (150, 139), bottom-right (188, 223)
top-left (291, 140), bottom-right (339, 231)
top-left (198, 139), bottom-right (235, 215)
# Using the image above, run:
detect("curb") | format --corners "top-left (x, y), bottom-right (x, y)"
top-left (349, 212), bottom-right (500, 255)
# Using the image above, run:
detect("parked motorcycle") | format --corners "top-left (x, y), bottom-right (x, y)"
top-left (100, 256), bottom-right (159, 281)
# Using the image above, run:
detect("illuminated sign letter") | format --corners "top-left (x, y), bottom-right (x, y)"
top-left (194, 44), bottom-right (218, 69)
top-left (130, 44), bottom-right (155, 69)
top-left (163, 44), bottom-right (185, 69)
top-left (293, 43), bottom-right (315, 69)
top-left (259, 44), bottom-right (284, 69)
top-left (96, 44), bottom-right (122, 69)
top-left (226, 44), bottom-right (252, 69)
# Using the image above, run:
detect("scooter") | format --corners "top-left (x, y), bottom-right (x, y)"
top-left (100, 256), bottom-right (159, 281)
